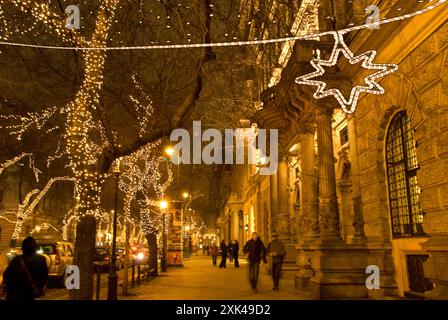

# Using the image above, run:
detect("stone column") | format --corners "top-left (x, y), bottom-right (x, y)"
top-left (347, 115), bottom-right (366, 242)
top-left (277, 160), bottom-right (291, 241)
top-left (316, 107), bottom-right (340, 240)
top-left (269, 172), bottom-right (278, 236)
top-left (296, 130), bottom-right (319, 289)
top-left (300, 132), bottom-right (320, 240)
top-left (276, 159), bottom-right (299, 277)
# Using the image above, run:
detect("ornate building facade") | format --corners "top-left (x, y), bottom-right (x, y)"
top-left (218, 0), bottom-right (448, 299)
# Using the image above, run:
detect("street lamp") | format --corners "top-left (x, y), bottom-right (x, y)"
top-left (160, 200), bottom-right (168, 272)
top-left (165, 147), bottom-right (175, 156)
top-left (108, 158), bottom-right (121, 300)
top-left (165, 146), bottom-right (180, 187)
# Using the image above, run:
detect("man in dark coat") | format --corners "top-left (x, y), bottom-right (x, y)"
top-left (3, 236), bottom-right (48, 301)
top-left (266, 233), bottom-right (286, 291)
top-left (243, 232), bottom-right (267, 292)
top-left (219, 240), bottom-right (227, 268)
top-left (233, 240), bottom-right (240, 268)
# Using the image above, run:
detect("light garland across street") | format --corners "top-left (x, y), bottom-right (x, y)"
top-left (0, 0), bottom-right (445, 51)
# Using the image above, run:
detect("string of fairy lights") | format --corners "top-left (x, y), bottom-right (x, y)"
top-left (129, 73), bottom-right (156, 138)
top-left (11, 176), bottom-right (76, 240)
top-left (0, 0), bottom-right (444, 50)
top-left (118, 141), bottom-right (173, 236)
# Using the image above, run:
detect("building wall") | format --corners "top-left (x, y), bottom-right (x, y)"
top-left (351, 13), bottom-right (448, 296)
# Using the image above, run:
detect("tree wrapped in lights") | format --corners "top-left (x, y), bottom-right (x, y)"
top-left (118, 141), bottom-right (173, 275)
top-left (10, 176), bottom-right (76, 246)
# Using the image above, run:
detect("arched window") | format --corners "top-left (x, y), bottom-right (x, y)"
top-left (386, 111), bottom-right (424, 237)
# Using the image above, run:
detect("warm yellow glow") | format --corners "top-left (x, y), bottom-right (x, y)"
top-left (165, 147), bottom-right (174, 156)
top-left (159, 200), bottom-right (168, 209)
top-left (182, 192), bottom-right (189, 199)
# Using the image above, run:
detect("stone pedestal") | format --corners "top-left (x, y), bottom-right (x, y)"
top-left (308, 242), bottom-right (398, 299)
top-left (295, 241), bottom-right (315, 289)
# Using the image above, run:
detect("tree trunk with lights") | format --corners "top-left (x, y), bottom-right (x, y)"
top-left (146, 232), bottom-right (158, 277)
top-left (66, 3), bottom-right (118, 300)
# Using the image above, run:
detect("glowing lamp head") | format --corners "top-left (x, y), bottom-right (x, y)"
top-left (137, 252), bottom-right (144, 261)
top-left (165, 147), bottom-right (174, 156)
top-left (182, 192), bottom-right (189, 199)
top-left (159, 200), bottom-right (168, 209)
top-left (113, 158), bottom-right (121, 173)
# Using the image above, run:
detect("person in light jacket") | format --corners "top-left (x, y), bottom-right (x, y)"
top-left (266, 233), bottom-right (286, 291)
top-left (210, 243), bottom-right (219, 266)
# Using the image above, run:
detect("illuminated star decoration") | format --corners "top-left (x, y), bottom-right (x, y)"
top-left (295, 31), bottom-right (399, 114)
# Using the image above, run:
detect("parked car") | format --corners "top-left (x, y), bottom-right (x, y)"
top-left (94, 247), bottom-right (111, 272)
top-left (6, 240), bottom-right (74, 286)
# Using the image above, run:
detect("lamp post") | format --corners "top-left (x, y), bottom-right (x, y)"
top-left (165, 146), bottom-right (180, 187)
top-left (121, 219), bottom-right (130, 296)
top-left (160, 200), bottom-right (168, 272)
top-left (107, 158), bottom-right (121, 300)
top-left (181, 192), bottom-right (190, 262)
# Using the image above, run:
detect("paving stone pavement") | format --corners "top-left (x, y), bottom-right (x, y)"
top-left (122, 255), bottom-right (309, 300)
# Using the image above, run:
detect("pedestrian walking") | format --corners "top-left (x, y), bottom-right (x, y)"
top-left (233, 240), bottom-right (240, 268)
top-left (228, 241), bottom-right (234, 263)
top-left (219, 240), bottom-right (227, 268)
top-left (266, 233), bottom-right (286, 291)
top-left (243, 232), bottom-right (267, 292)
top-left (2, 236), bottom-right (48, 301)
top-left (210, 243), bottom-right (219, 266)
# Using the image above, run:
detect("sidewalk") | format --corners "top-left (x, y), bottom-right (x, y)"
top-left (122, 255), bottom-right (309, 300)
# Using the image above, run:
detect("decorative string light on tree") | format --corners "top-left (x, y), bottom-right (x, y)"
top-left (11, 176), bottom-right (76, 240)
top-left (117, 141), bottom-right (173, 236)
top-left (30, 222), bottom-right (59, 235)
top-left (295, 31), bottom-right (399, 114)
top-left (0, 106), bottom-right (57, 141)
top-left (0, 152), bottom-right (36, 177)
top-left (129, 73), bottom-right (155, 138)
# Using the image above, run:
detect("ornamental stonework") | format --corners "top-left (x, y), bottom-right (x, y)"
top-left (410, 55), bottom-right (442, 90)
top-left (436, 130), bottom-right (448, 157)
top-left (411, 35), bottom-right (437, 68)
